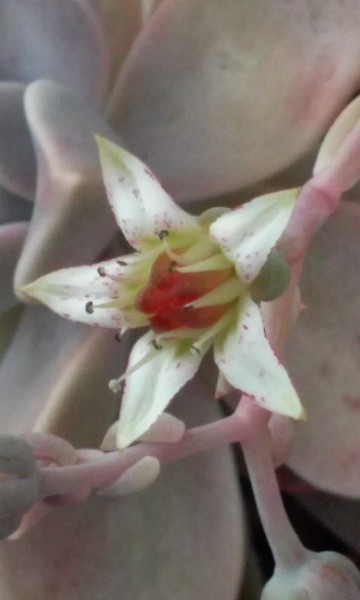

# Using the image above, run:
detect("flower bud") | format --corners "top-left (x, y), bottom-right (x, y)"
top-left (262, 552), bottom-right (360, 600)
top-left (251, 249), bottom-right (290, 302)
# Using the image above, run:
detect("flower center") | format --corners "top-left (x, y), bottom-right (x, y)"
top-left (136, 245), bottom-right (238, 333)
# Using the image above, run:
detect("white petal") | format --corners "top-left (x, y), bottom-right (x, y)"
top-left (214, 297), bottom-right (303, 418)
top-left (0, 83), bottom-right (36, 200)
top-left (117, 331), bottom-right (208, 447)
top-left (23, 258), bottom-right (142, 329)
top-left (210, 189), bottom-right (298, 283)
top-left (96, 136), bottom-right (200, 249)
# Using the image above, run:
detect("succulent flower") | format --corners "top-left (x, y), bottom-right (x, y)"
top-left (25, 137), bottom-right (303, 447)
top-left (3, 1), bottom-right (360, 599)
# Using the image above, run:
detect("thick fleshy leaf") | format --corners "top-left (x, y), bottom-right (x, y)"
top-left (0, 305), bottom-right (128, 447)
top-left (215, 296), bottom-right (303, 418)
top-left (210, 189), bottom-right (298, 283)
top-left (286, 202), bottom-right (360, 496)
top-left (0, 83), bottom-right (36, 200)
top-left (314, 95), bottom-right (360, 175)
top-left (14, 81), bottom-right (119, 295)
top-left (0, 306), bottom-right (23, 366)
top-left (0, 382), bottom-right (244, 600)
top-left (24, 257), bottom-right (146, 329)
top-left (141, 0), bottom-right (164, 23)
top-left (96, 136), bottom-right (200, 249)
top-left (0, 188), bottom-right (32, 225)
top-left (0, 0), bottom-right (110, 102)
top-left (118, 331), bottom-right (208, 447)
top-left (100, 0), bottom-right (142, 87)
top-left (108, 0), bottom-right (360, 201)
top-left (0, 222), bottom-right (27, 312)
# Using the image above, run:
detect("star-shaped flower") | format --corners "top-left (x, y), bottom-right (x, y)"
top-left (25, 137), bottom-right (304, 447)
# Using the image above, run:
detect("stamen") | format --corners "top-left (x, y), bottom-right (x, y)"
top-left (160, 238), bottom-right (180, 262)
top-left (114, 332), bottom-right (122, 342)
top-left (158, 230), bottom-right (169, 240)
top-left (117, 260), bottom-right (128, 266)
top-left (176, 253), bottom-right (231, 273)
top-left (191, 313), bottom-right (231, 353)
top-left (190, 345), bottom-right (201, 355)
top-left (97, 266), bottom-right (106, 277)
top-left (97, 292), bottom-right (135, 309)
top-left (108, 344), bottom-right (161, 394)
top-left (179, 238), bottom-right (219, 265)
top-left (85, 301), bottom-right (94, 314)
top-left (151, 339), bottom-right (163, 350)
top-left (109, 379), bottom-right (123, 393)
top-left (187, 277), bottom-right (243, 309)
top-left (155, 328), bottom-right (204, 343)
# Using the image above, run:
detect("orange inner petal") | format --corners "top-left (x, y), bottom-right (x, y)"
top-left (136, 252), bottom-right (233, 332)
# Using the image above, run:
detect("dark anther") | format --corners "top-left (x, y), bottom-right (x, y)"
top-left (97, 266), bottom-right (106, 277)
top-left (183, 304), bottom-right (194, 311)
top-left (114, 332), bottom-right (122, 343)
top-left (191, 345), bottom-right (201, 354)
top-left (85, 301), bottom-right (94, 314)
top-left (117, 260), bottom-right (128, 267)
top-left (158, 229), bottom-right (169, 240)
top-left (168, 260), bottom-right (177, 271)
top-left (151, 339), bottom-right (163, 351)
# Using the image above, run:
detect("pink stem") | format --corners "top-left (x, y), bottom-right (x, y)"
top-left (240, 399), bottom-right (309, 568)
top-left (282, 173), bottom-right (340, 263)
top-left (37, 413), bottom-right (246, 498)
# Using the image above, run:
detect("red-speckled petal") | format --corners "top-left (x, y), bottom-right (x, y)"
top-left (215, 296), bottom-right (303, 418)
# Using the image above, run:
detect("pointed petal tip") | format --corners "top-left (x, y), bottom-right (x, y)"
top-left (116, 429), bottom-right (134, 450)
top-left (280, 392), bottom-right (306, 421)
top-left (298, 404), bottom-right (307, 421)
top-left (95, 134), bottom-right (127, 167)
top-left (20, 278), bottom-right (42, 302)
top-left (94, 132), bottom-right (112, 153)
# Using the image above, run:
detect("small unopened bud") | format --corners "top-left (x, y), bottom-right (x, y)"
top-left (262, 551), bottom-right (360, 600)
top-left (0, 437), bottom-right (38, 539)
top-left (251, 249), bottom-right (290, 302)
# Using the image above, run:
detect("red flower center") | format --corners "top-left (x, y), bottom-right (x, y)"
top-left (136, 251), bottom-right (234, 332)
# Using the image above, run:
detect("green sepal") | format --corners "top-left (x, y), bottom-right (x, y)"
top-left (250, 249), bottom-right (290, 302)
